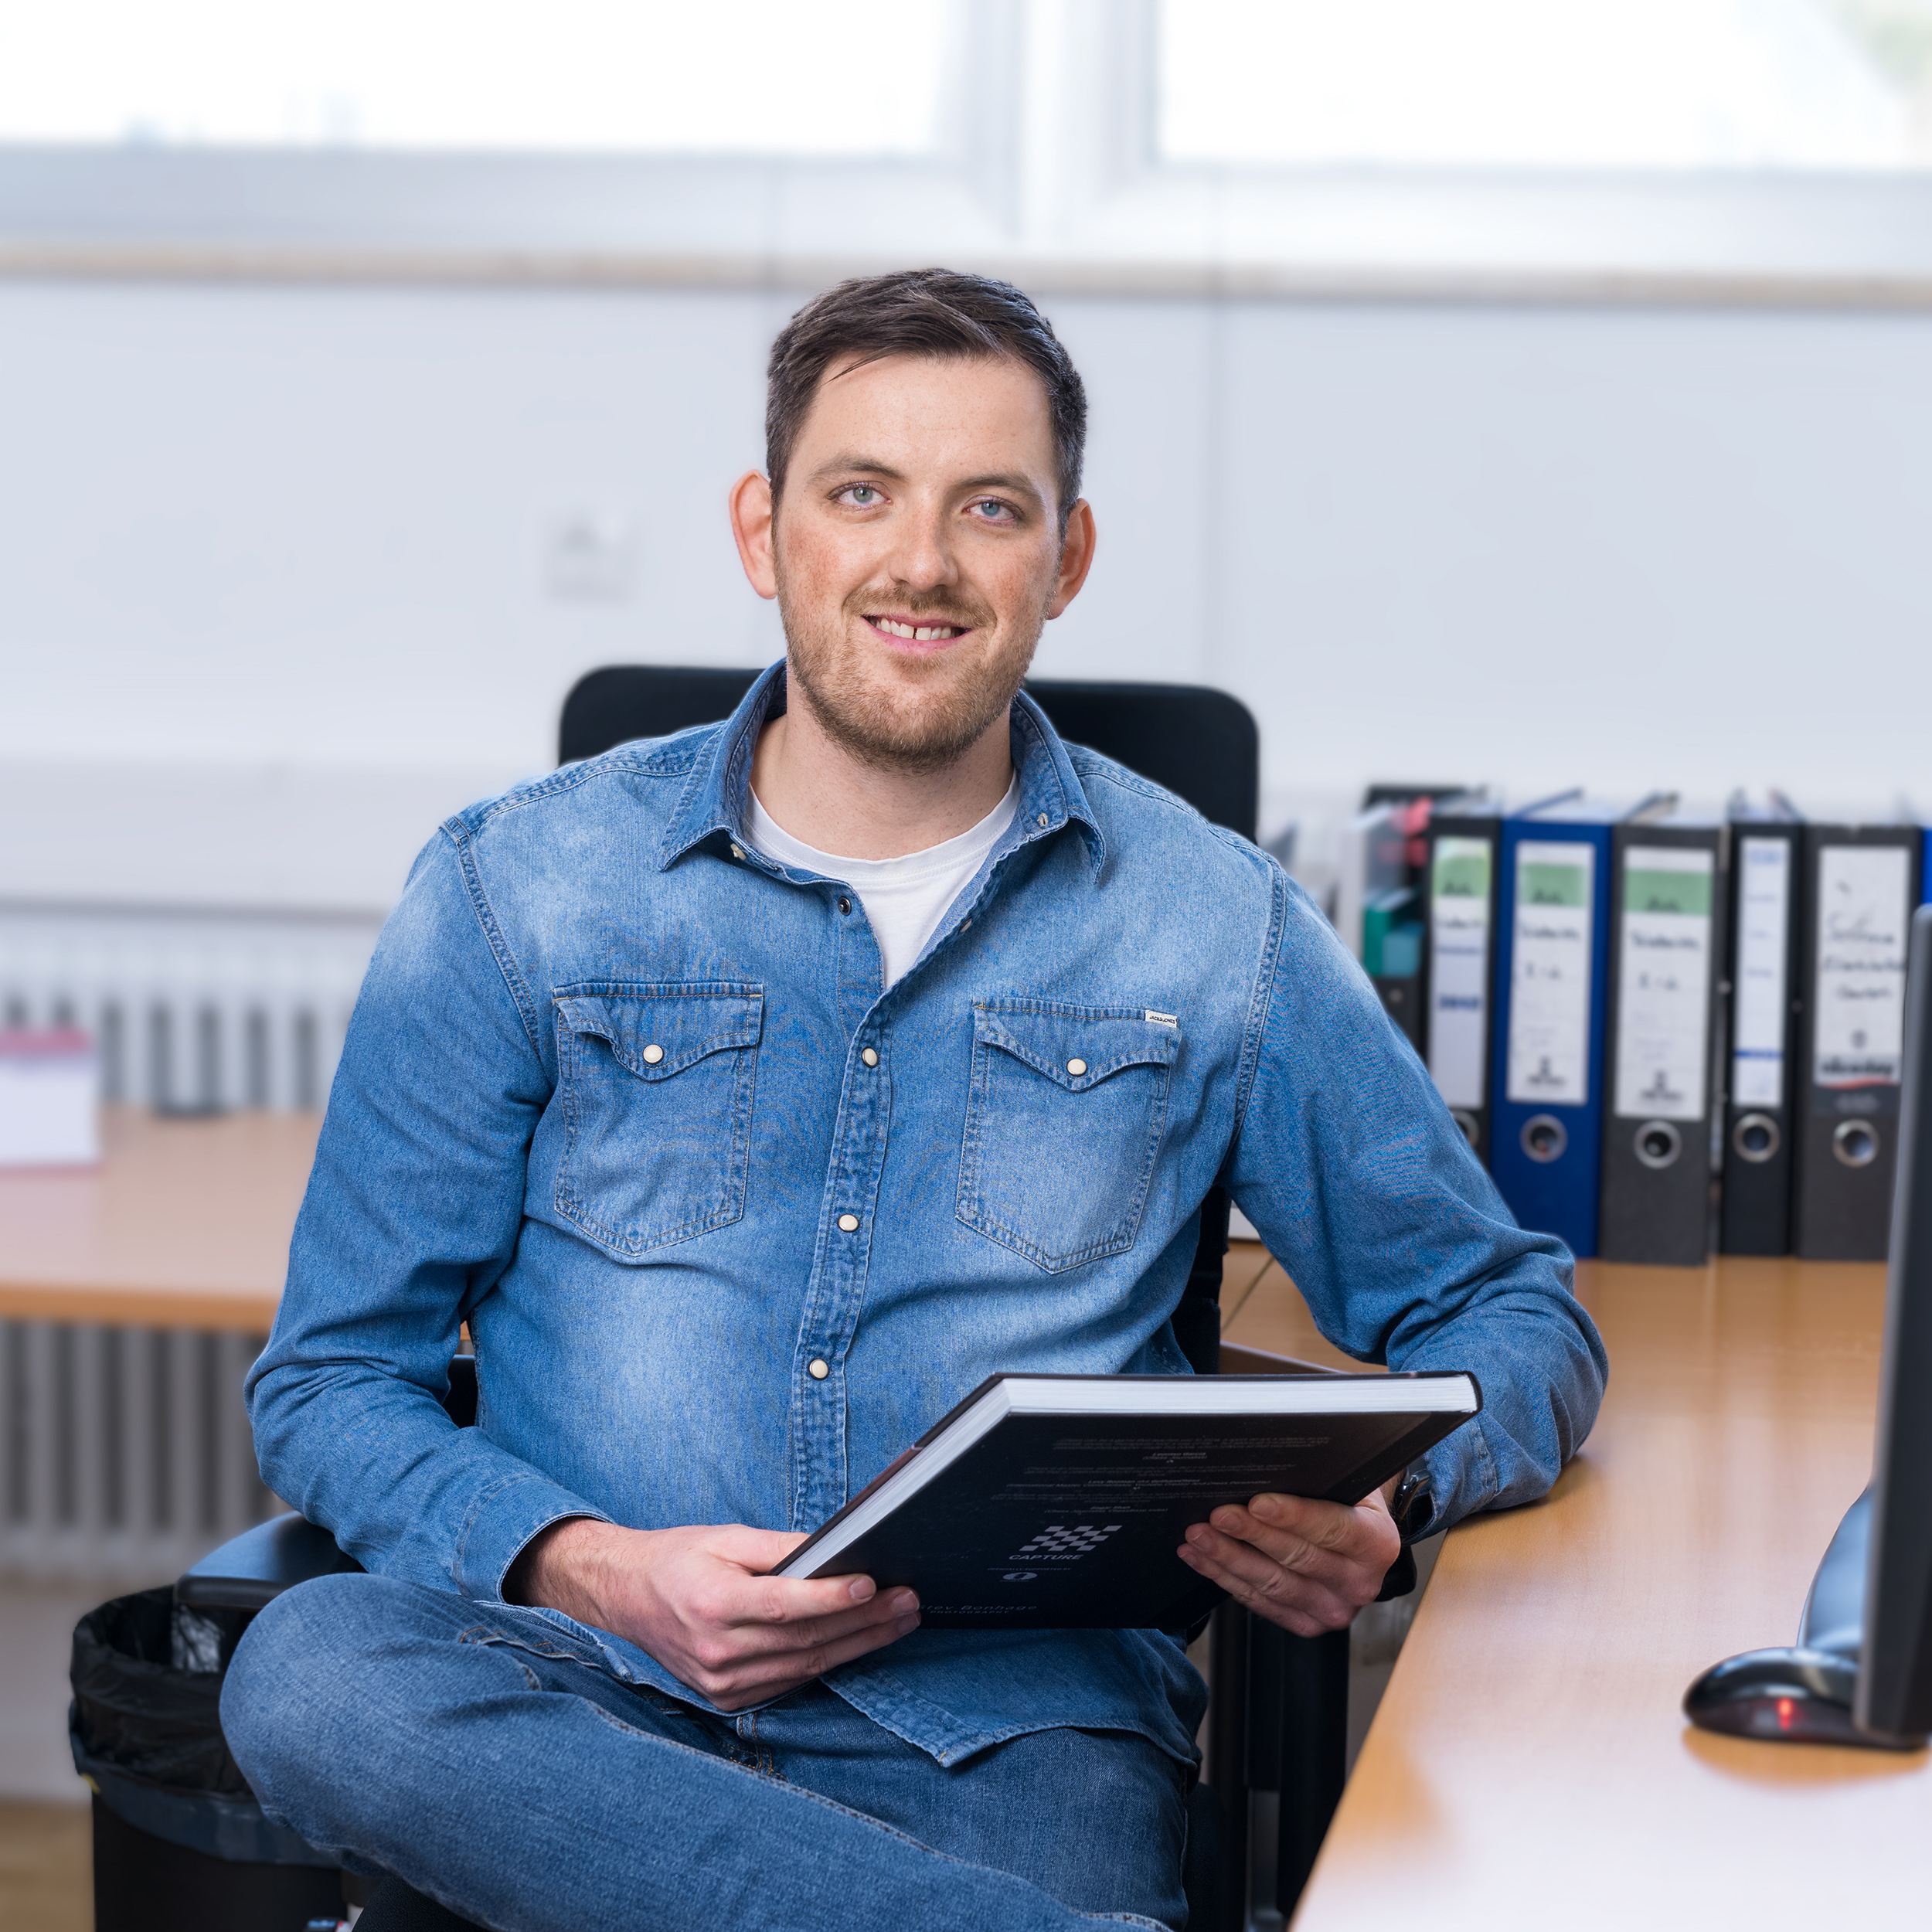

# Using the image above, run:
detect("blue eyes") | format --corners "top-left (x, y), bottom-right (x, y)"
top-left (832, 485), bottom-right (1018, 522)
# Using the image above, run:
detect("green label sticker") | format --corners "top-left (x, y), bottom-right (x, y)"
top-left (1434, 842), bottom-right (1491, 902)
top-left (1624, 868), bottom-right (1711, 918)
top-left (1521, 862), bottom-right (1587, 908)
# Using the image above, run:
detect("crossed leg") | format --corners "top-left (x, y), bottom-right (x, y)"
top-left (220, 1573), bottom-right (1189, 1932)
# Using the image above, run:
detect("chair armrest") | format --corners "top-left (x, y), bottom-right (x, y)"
top-left (175, 1512), bottom-right (362, 1612)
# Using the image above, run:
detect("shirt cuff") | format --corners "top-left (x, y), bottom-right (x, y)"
top-left (1414, 1416), bottom-right (1500, 1539)
top-left (451, 1469), bottom-right (614, 1601)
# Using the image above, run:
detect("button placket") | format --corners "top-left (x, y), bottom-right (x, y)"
top-left (787, 1022), bottom-right (893, 1529)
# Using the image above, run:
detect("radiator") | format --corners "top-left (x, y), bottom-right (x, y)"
top-left (0, 900), bottom-right (384, 1113)
top-left (0, 1322), bottom-right (275, 1584)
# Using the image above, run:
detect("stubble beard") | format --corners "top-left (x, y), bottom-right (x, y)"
top-left (775, 575), bottom-right (1046, 779)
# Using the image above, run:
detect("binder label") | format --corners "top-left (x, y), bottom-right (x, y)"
top-left (1814, 845), bottom-right (1911, 1092)
top-left (1614, 846), bottom-right (1713, 1121)
top-left (1428, 836), bottom-right (1492, 1110)
top-left (1506, 842), bottom-right (1594, 1108)
top-left (1733, 836), bottom-right (1791, 1109)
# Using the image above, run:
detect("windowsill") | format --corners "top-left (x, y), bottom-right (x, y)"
top-left (9, 236), bottom-right (1932, 311)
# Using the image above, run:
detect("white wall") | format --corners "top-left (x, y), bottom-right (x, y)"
top-left (5, 274), bottom-right (1932, 910)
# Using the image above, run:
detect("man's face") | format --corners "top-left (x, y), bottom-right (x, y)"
top-left (758, 352), bottom-right (1090, 774)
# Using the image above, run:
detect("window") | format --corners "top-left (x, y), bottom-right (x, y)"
top-left (1158, 0), bottom-right (1932, 174)
top-left (5, 1), bottom-right (1932, 295)
top-left (0, 2), bottom-right (951, 157)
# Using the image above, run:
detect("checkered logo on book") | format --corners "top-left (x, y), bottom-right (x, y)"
top-left (1012, 1523), bottom-right (1124, 1561)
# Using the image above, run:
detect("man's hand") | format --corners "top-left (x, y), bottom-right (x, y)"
top-left (505, 1517), bottom-right (920, 1712)
top-left (1175, 1487), bottom-right (1401, 1638)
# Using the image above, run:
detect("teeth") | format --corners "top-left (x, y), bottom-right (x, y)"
top-left (874, 617), bottom-right (960, 641)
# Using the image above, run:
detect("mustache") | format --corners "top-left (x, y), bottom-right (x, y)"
top-left (845, 587), bottom-right (995, 631)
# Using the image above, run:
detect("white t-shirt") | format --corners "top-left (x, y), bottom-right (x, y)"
top-left (746, 778), bottom-right (1019, 988)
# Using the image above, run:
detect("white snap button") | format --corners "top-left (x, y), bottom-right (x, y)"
top-left (838, 1213), bottom-right (860, 1233)
top-left (861, 1047), bottom-right (879, 1067)
top-left (1066, 1058), bottom-right (1087, 1077)
top-left (641, 1043), bottom-right (665, 1065)
top-left (730, 844), bottom-right (745, 859)
top-left (1036, 812), bottom-right (1049, 828)
top-left (808, 1359), bottom-right (830, 1380)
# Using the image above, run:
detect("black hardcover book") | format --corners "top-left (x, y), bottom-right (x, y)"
top-left (774, 1372), bottom-right (1481, 1630)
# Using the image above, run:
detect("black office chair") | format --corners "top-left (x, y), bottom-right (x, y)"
top-left (176, 667), bottom-right (1402, 1931)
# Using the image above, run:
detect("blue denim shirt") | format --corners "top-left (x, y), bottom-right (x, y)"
top-left (248, 665), bottom-right (1606, 1770)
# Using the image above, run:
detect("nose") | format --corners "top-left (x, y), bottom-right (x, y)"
top-left (883, 494), bottom-right (958, 594)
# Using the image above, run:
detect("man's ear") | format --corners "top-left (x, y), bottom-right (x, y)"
top-left (1046, 499), bottom-right (1098, 620)
top-left (730, 470), bottom-right (779, 600)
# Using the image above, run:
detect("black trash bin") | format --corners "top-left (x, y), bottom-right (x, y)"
top-left (70, 1586), bottom-right (345, 1932)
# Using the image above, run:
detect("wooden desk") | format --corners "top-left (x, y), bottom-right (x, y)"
top-left (0, 1107), bottom-right (318, 1330)
top-left (1219, 1247), bottom-right (1929, 1929)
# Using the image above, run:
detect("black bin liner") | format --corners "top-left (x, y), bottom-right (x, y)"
top-left (70, 1584), bottom-right (337, 1871)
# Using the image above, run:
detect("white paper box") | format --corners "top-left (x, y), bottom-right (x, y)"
top-left (0, 1028), bottom-right (100, 1167)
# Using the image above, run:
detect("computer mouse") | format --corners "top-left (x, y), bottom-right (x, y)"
top-left (1682, 1646), bottom-right (1863, 1743)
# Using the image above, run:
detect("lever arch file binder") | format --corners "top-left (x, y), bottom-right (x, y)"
top-left (1488, 794), bottom-right (1627, 1259)
top-left (1719, 806), bottom-right (1803, 1256)
top-left (1424, 801), bottom-right (1503, 1160)
top-left (1792, 825), bottom-right (1922, 1260)
top-left (1598, 818), bottom-right (1727, 1266)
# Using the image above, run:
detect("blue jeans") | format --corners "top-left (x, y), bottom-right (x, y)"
top-left (221, 1574), bottom-right (1190, 1931)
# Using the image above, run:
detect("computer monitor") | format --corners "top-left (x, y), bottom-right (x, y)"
top-left (1683, 902), bottom-right (1932, 1748)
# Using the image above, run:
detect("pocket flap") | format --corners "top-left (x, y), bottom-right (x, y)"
top-left (554, 982), bottom-right (764, 1082)
top-left (971, 1002), bottom-right (1180, 1091)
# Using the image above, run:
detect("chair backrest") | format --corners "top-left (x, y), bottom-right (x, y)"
top-left (557, 665), bottom-right (1260, 842)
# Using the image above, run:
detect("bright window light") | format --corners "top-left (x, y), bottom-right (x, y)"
top-left (0, 1), bottom-right (951, 156)
top-left (1158, 0), bottom-right (1932, 172)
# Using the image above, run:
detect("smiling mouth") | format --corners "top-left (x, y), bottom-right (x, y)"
top-left (866, 614), bottom-right (971, 643)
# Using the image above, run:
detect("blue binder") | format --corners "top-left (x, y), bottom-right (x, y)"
top-left (1488, 796), bottom-right (1624, 1259)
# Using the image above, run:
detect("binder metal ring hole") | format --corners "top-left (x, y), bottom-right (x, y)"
top-left (1450, 1109), bottom-right (1480, 1148)
top-left (1732, 1112), bottom-right (1781, 1164)
top-left (1634, 1120), bottom-right (1682, 1170)
top-left (1521, 1114), bottom-right (1566, 1164)
top-left (1833, 1119), bottom-right (1879, 1168)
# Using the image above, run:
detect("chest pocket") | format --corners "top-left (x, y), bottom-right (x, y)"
top-left (957, 1001), bottom-right (1180, 1274)
top-left (553, 981), bottom-right (764, 1257)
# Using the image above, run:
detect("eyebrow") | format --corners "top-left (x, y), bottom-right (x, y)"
top-left (808, 454), bottom-right (907, 483)
top-left (957, 472), bottom-right (1045, 503)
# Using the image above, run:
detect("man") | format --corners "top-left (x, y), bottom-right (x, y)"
top-left (224, 270), bottom-right (1605, 1931)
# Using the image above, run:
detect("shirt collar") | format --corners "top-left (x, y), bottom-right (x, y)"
top-left (656, 662), bottom-right (1106, 874)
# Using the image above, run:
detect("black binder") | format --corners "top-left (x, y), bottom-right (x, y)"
top-left (1422, 801), bottom-right (1503, 1160)
top-left (1719, 805), bottom-right (1804, 1256)
top-left (1598, 817), bottom-right (1728, 1266)
top-left (1791, 824), bottom-right (1923, 1261)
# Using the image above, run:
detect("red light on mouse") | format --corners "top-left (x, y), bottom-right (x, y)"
top-left (1777, 1697), bottom-right (1795, 1731)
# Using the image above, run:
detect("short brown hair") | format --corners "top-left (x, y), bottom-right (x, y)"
top-left (765, 268), bottom-right (1088, 532)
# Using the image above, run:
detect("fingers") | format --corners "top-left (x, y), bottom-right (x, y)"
top-left (1210, 1492), bottom-right (1398, 1583)
top-left (1175, 1490), bottom-right (1400, 1638)
top-left (1177, 1526), bottom-right (1360, 1635)
top-left (689, 1593), bottom-right (923, 1711)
